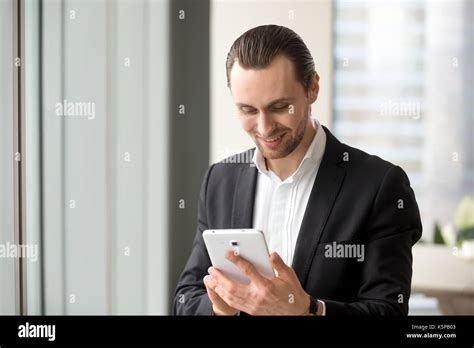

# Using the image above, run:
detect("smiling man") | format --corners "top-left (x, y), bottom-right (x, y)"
top-left (173, 25), bottom-right (422, 316)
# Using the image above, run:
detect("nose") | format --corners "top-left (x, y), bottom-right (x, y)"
top-left (257, 112), bottom-right (275, 138)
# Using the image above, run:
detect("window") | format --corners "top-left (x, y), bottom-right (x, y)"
top-left (333, 0), bottom-right (473, 239)
top-left (0, 0), bottom-right (16, 315)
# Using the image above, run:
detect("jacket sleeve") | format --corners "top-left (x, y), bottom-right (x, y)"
top-left (324, 165), bottom-right (422, 315)
top-left (173, 165), bottom-right (215, 315)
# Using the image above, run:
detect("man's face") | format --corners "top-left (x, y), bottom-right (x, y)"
top-left (229, 55), bottom-right (317, 160)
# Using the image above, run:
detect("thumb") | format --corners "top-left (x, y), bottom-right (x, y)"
top-left (269, 252), bottom-right (290, 278)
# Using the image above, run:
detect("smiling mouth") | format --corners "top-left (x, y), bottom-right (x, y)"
top-left (263, 135), bottom-right (282, 143)
top-left (258, 133), bottom-right (285, 142)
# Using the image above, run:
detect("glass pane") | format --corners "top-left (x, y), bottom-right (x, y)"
top-left (0, 0), bottom-right (17, 315)
top-left (38, 0), bottom-right (172, 314)
top-left (333, 0), bottom-right (474, 315)
top-left (333, 0), bottom-right (473, 242)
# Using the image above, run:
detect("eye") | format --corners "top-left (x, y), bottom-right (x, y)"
top-left (272, 104), bottom-right (289, 112)
top-left (241, 108), bottom-right (258, 115)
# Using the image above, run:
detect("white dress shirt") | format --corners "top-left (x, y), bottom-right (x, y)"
top-left (252, 117), bottom-right (327, 315)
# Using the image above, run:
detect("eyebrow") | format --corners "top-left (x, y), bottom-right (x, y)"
top-left (236, 97), bottom-right (295, 109)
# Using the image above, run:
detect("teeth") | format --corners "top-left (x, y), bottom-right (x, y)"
top-left (264, 135), bottom-right (282, 142)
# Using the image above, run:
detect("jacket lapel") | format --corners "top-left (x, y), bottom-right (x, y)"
top-left (230, 128), bottom-right (346, 287)
top-left (291, 126), bottom-right (346, 286)
top-left (231, 152), bottom-right (258, 228)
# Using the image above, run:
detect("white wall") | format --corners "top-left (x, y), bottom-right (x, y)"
top-left (210, 0), bottom-right (333, 163)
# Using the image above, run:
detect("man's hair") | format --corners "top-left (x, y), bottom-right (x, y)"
top-left (225, 25), bottom-right (316, 91)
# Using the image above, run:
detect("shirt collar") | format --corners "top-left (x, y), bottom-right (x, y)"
top-left (252, 118), bottom-right (327, 183)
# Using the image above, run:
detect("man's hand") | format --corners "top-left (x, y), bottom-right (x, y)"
top-left (204, 274), bottom-right (239, 315)
top-left (207, 251), bottom-right (310, 315)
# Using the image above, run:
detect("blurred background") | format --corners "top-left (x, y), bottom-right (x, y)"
top-left (0, 0), bottom-right (472, 315)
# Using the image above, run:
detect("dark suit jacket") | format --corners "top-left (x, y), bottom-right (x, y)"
top-left (173, 126), bottom-right (422, 315)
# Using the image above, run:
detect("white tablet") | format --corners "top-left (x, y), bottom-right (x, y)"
top-left (203, 229), bottom-right (275, 284)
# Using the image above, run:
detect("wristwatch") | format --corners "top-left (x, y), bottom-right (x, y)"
top-left (307, 296), bottom-right (319, 316)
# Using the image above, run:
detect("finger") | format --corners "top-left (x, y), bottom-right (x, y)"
top-left (269, 252), bottom-right (296, 281)
top-left (224, 250), bottom-right (269, 286)
top-left (214, 285), bottom-right (244, 311)
top-left (204, 276), bottom-right (230, 308)
top-left (203, 274), bottom-right (217, 290)
top-left (205, 274), bottom-right (244, 310)
top-left (207, 267), bottom-right (247, 300)
top-left (204, 276), bottom-right (218, 299)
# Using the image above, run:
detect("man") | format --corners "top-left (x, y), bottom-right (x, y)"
top-left (173, 25), bottom-right (422, 316)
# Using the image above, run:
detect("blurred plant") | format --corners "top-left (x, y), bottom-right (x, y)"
top-left (434, 196), bottom-right (474, 246)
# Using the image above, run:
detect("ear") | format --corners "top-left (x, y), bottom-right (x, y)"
top-left (307, 71), bottom-right (320, 104)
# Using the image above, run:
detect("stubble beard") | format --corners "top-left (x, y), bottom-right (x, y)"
top-left (255, 109), bottom-right (309, 160)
